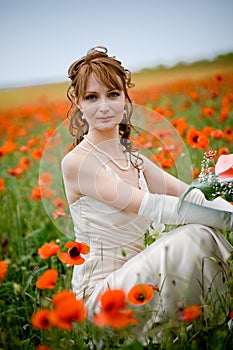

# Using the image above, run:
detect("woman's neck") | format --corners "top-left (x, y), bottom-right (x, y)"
top-left (86, 130), bottom-right (121, 152)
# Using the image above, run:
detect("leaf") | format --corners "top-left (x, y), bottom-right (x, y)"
top-left (224, 193), bottom-right (233, 202)
top-left (177, 179), bottom-right (219, 213)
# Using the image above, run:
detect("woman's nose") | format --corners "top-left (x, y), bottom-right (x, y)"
top-left (98, 100), bottom-right (110, 113)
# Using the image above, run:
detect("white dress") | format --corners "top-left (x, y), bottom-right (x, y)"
top-left (69, 154), bottom-right (233, 324)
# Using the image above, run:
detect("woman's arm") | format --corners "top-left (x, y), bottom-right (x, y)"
top-left (141, 155), bottom-right (188, 196)
top-left (62, 150), bottom-right (233, 230)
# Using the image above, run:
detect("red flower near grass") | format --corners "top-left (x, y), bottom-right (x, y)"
top-left (8, 166), bottom-right (24, 179)
top-left (38, 172), bottom-right (53, 186)
top-left (0, 260), bottom-right (7, 284)
top-left (0, 178), bottom-right (4, 191)
top-left (224, 127), bottom-right (233, 142)
top-left (36, 345), bottom-right (50, 350)
top-left (50, 290), bottom-right (86, 329)
top-left (178, 304), bottom-right (201, 322)
top-left (31, 291), bottom-right (86, 330)
top-left (128, 284), bottom-right (155, 305)
top-left (187, 128), bottom-right (209, 149)
top-left (202, 107), bottom-right (215, 117)
top-left (36, 269), bottom-right (58, 289)
top-left (53, 197), bottom-right (66, 209)
top-left (52, 209), bottom-right (67, 219)
top-left (58, 242), bottom-right (90, 265)
top-left (29, 186), bottom-right (55, 200)
top-left (93, 289), bottom-right (138, 329)
top-left (211, 129), bottom-right (224, 140)
top-left (153, 150), bottom-right (174, 169)
top-left (31, 148), bottom-right (44, 160)
top-left (38, 241), bottom-right (60, 259)
top-left (0, 140), bottom-right (17, 158)
top-left (31, 309), bottom-right (53, 329)
top-left (171, 117), bottom-right (188, 136)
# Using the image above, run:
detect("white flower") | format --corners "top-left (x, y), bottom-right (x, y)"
top-left (148, 222), bottom-right (166, 240)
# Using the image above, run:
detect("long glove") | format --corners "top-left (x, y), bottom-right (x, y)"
top-left (184, 188), bottom-right (233, 212)
top-left (138, 191), bottom-right (233, 231)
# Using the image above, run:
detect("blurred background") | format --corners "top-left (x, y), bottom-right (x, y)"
top-left (0, 0), bottom-right (233, 88)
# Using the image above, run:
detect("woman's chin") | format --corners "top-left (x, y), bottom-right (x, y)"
top-left (93, 121), bottom-right (119, 131)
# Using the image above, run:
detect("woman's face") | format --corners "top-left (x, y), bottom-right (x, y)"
top-left (78, 73), bottom-right (126, 132)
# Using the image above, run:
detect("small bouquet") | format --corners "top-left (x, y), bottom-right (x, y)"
top-left (180, 150), bottom-right (233, 204)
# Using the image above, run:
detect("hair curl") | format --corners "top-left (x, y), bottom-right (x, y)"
top-left (66, 46), bottom-right (142, 168)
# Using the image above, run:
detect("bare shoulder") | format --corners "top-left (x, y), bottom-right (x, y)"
top-left (61, 145), bottom-right (91, 203)
top-left (61, 145), bottom-right (87, 178)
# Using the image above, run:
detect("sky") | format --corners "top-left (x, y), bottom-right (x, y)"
top-left (0, 0), bottom-right (233, 88)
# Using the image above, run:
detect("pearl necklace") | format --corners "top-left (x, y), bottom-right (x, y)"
top-left (83, 135), bottom-right (131, 171)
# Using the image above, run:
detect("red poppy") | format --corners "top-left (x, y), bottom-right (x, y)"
top-left (31, 309), bottom-right (53, 329)
top-left (186, 128), bottom-right (209, 149)
top-left (0, 178), bottom-right (4, 191)
top-left (189, 91), bottom-right (199, 101)
top-left (19, 145), bottom-right (28, 153)
top-left (171, 117), bottom-right (188, 136)
top-left (19, 156), bottom-right (31, 170)
top-left (152, 150), bottom-right (174, 169)
top-left (51, 290), bottom-right (86, 329)
top-left (0, 140), bottom-right (17, 158)
top-left (215, 74), bottom-right (223, 82)
top-left (202, 107), bottom-right (215, 117)
top-left (128, 284), bottom-right (154, 305)
top-left (58, 242), bottom-right (90, 265)
top-left (29, 186), bottom-right (55, 200)
top-left (52, 290), bottom-right (76, 306)
top-left (44, 128), bottom-right (56, 141)
top-left (52, 209), bottom-right (67, 219)
top-left (93, 289), bottom-right (138, 329)
top-left (218, 147), bottom-right (230, 156)
top-left (53, 197), bottom-right (66, 209)
top-left (211, 129), bottom-right (224, 139)
top-left (31, 148), bottom-right (44, 160)
top-left (27, 137), bottom-right (39, 148)
top-left (36, 269), bottom-right (58, 289)
top-left (178, 304), bottom-right (201, 322)
top-left (202, 126), bottom-right (214, 136)
top-left (38, 172), bottom-right (53, 186)
top-left (38, 241), bottom-right (60, 259)
top-left (0, 260), bottom-right (7, 284)
top-left (8, 166), bottom-right (24, 179)
top-left (224, 127), bottom-right (233, 142)
top-left (36, 345), bottom-right (50, 350)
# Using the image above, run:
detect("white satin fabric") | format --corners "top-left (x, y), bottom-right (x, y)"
top-left (69, 162), bottom-right (233, 323)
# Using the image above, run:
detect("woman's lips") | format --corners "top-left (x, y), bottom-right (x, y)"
top-left (97, 116), bottom-right (114, 121)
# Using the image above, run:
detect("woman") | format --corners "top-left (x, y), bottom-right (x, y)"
top-left (62, 46), bottom-right (233, 326)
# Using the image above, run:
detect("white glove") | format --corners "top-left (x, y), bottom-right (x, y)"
top-left (138, 191), bottom-right (233, 231)
top-left (185, 188), bottom-right (233, 212)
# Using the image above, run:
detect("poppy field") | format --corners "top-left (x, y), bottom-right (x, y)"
top-left (1, 62), bottom-right (233, 349)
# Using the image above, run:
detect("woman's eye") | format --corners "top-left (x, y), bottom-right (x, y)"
top-left (85, 94), bottom-right (96, 101)
top-left (109, 91), bottom-right (120, 98)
